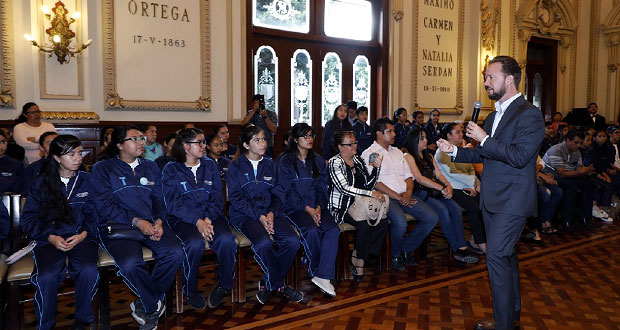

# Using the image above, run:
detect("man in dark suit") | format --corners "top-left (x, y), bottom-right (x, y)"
top-left (583, 102), bottom-right (607, 131)
top-left (438, 56), bottom-right (544, 330)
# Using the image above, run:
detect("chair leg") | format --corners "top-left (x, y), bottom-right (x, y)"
top-left (175, 271), bottom-right (183, 314)
top-left (237, 247), bottom-right (246, 303)
top-left (382, 232), bottom-right (391, 272)
top-left (90, 292), bottom-right (99, 330)
top-left (9, 281), bottom-right (21, 330)
top-left (342, 232), bottom-right (351, 280)
top-left (98, 270), bottom-right (110, 330)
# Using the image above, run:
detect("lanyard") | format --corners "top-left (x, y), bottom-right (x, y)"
top-left (66, 172), bottom-right (79, 201)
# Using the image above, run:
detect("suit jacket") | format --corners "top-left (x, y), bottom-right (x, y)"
top-left (454, 95), bottom-right (544, 217)
top-left (582, 114), bottom-right (606, 131)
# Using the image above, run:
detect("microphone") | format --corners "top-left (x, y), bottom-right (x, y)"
top-left (472, 101), bottom-right (482, 124)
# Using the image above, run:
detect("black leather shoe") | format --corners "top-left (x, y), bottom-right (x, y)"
top-left (563, 220), bottom-right (574, 233)
top-left (401, 252), bottom-right (418, 267)
top-left (391, 256), bottom-right (405, 271)
top-left (473, 319), bottom-right (520, 330)
top-left (581, 216), bottom-right (593, 229)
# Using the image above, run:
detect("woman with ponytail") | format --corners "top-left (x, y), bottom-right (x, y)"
top-left (21, 135), bottom-right (98, 330)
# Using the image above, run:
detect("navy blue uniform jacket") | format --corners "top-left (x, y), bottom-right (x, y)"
top-left (22, 158), bottom-right (44, 195)
top-left (353, 121), bottom-right (373, 155)
top-left (155, 158), bottom-right (224, 227)
top-left (275, 153), bottom-right (328, 216)
top-left (21, 171), bottom-right (96, 243)
top-left (393, 122), bottom-right (408, 149)
top-left (90, 157), bottom-right (164, 227)
top-left (454, 96), bottom-right (544, 217)
top-left (0, 155), bottom-right (23, 194)
top-left (226, 155), bottom-right (281, 225)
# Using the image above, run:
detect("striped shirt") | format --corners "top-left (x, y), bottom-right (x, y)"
top-left (327, 154), bottom-right (380, 223)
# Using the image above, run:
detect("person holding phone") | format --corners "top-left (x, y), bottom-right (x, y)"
top-left (241, 94), bottom-right (278, 157)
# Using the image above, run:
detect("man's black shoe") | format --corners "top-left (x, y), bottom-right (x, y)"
top-left (401, 252), bottom-right (418, 267)
top-left (453, 248), bottom-right (479, 264)
top-left (391, 256), bottom-right (405, 271)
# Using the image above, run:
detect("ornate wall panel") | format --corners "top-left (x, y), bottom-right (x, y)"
top-left (0, 0), bottom-right (15, 108)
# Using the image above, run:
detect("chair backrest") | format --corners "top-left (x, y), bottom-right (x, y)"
top-left (9, 194), bottom-right (28, 253)
top-left (1, 194), bottom-right (9, 254)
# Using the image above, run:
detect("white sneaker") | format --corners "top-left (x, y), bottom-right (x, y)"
top-left (592, 206), bottom-right (609, 219)
top-left (311, 277), bottom-right (336, 297)
top-left (601, 217), bottom-right (614, 223)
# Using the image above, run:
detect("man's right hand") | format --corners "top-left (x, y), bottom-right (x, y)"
top-left (436, 139), bottom-right (455, 153)
top-left (579, 164), bottom-right (594, 176)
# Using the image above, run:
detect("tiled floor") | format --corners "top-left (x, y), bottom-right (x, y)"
top-left (19, 219), bottom-right (620, 329)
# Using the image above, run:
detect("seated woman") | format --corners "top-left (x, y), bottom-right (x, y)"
top-left (322, 104), bottom-right (353, 161)
top-left (226, 125), bottom-right (303, 304)
top-left (434, 123), bottom-right (486, 254)
top-left (404, 127), bottom-right (478, 264)
top-left (327, 131), bottom-right (388, 282)
top-left (275, 123), bottom-right (340, 297)
top-left (214, 124), bottom-right (237, 159)
top-left (392, 107), bottom-right (409, 150)
top-left (536, 157), bottom-right (563, 233)
top-left (0, 130), bottom-right (24, 194)
top-left (586, 130), bottom-right (620, 209)
top-left (91, 125), bottom-right (183, 330)
top-left (157, 128), bottom-right (237, 309)
top-left (205, 132), bottom-right (230, 179)
top-left (21, 135), bottom-right (98, 330)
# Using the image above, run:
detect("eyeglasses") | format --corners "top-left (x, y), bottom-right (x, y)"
top-left (302, 133), bottom-right (316, 139)
top-left (25, 110), bottom-right (41, 115)
top-left (340, 142), bottom-right (358, 147)
top-left (186, 140), bottom-right (207, 145)
top-left (121, 136), bottom-right (147, 143)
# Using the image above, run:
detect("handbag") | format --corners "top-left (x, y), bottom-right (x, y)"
top-left (104, 222), bottom-right (146, 241)
top-left (347, 193), bottom-right (390, 226)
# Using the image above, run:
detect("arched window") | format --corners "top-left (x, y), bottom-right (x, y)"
top-left (291, 49), bottom-right (312, 125)
top-left (353, 55), bottom-right (371, 121)
top-left (254, 45), bottom-right (279, 113)
top-left (322, 52), bottom-right (342, 126)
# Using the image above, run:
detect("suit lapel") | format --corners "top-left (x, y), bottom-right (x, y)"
top-left (483, 111), bottom-right (496, 135)
top-left (492, 96), bottom-right (525, 137)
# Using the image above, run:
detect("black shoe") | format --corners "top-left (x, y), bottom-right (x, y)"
top-left (130, 299), bottom-right (146, 326)
top-left (256, 281), bottom-right (272, 305)
top-left (581, 216), bottom-right (593, 229)
top-left (185, 293), bottom-right (207, 310)
top-left (391, 256), bottom-right (405, 271)
top-left (349, 261), bottom-right (364, 282)
top-left (278, 286), bottom-right (304, 302)
top-left (71, 320), bottom-right (88, 330)
top-left (207, 284), bottom-right (231, 309)
top-left (401, 252), bottom-right (418, 267)
top-left (138, 310), bottom-right (160, 330)
top-left (466, 241), bottom-right (485, 255)
top-left (453, 248), bottom-right (479, 264)
top-left (563, 220), bottom-right (574, 233)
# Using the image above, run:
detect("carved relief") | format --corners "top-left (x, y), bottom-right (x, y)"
top-left (481, 0), bottom-right (500, 51)
top-left (0, 0), bottom-right (15, 108)
top-left (535, 0), bottom-right (562, 35)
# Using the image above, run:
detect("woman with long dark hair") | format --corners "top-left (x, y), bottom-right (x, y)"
top-left (21, 135), bottom-right (98, 330)
top-left (404, 127), bottom-right (478, 263)
top-left (275, 123), bottom-right (340, 296)
top-left (157, 128), bottom-right (237, 309)
top-left (214, 124), bottom-right (237, 159)
top-left (13, 102), bottom-right (57, 163)
top-left (226, 125), bottom-right (303, 304)
top-left (322, 104), bottom-right (354, 160)
top-left (392, 107), bottom-right (409, 149)
top-left (91, 125), bottom-right (183, 329)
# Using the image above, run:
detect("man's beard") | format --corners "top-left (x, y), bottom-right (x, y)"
top-left (487, 86), bottom-right (505, 100)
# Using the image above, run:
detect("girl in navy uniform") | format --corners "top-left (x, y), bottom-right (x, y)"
top-left (0, 130), bottom-right (24, 194)
top-left (205, 132), bottom-right (230, 179)
top-left (393, 107), bottom-right (409, 150)
top-left (275, 123), bottom-right (340, 297)
top-left (21, 135), bottom-right (98, 330)
top-left (91, 126), bottom-right (183, 330)
top-left (156, 128), bottom-right (236, 309)
top-left (226, 125), bottom-right (303, 304)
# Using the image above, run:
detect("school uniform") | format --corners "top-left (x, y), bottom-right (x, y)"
top-left (353, 121), bottom-right (373, 156)
top-left (206, 155), bottom-right (230, 179)
top-left (21, 171), bottom-right (99, 329)
top-left (275, 153), bottom-right (339, 280)
top-left (156, 158), bottom-right (236, 297)
top-left (22, 157), bottom-right (44, 196)
top-left (91, 157), bottom-right (183, 314)
top-left (393, 122), bottom-right (408, 150)
top-left (226, 154), bottom-right (299, 291)
top-left (0, 155), bottom-right (24, 194)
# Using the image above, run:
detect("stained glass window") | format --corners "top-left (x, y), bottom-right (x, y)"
top-left (253, 0), bottom-right (310, 33)
top-left (353, 55), bottom-right (371, 123)
top-left (291, 49), bottom-right (312, 125)
top-left (322, 52), bottom-right (342, 126)
top-left (324, 0), bottom-right (372, 41)
top-left (254, 45), bottom-right (279, 113)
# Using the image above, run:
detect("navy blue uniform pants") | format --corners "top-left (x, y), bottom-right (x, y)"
top-left (286, 209), bottom-right (340, 280)
top-left (98, 225), bottom-right (183, 314)
top-left (233, 215), bottom-right (299, 291)
top-left (482, 208), bottom-right (527, 330)
top-left (31, 239), bottom-right (99, 330)
top-left (170, 215), bottom-right (237, 297)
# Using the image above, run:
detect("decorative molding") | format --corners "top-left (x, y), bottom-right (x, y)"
top-left (602, 2), bottom-right (620, 124)
top-left (587, 0), bottom-right (600, 102)
top-left (411, 0), bottom-right (465, 115)
top-left (392, 0), bottom-right (404, 21)
top-left (38, 0), bottom-right (84, 100)
top-left (41, 111), bottom-right (100, 121)
top-left (0, 0), bottom-right (15, 108)
top-left (102, 0), bottom-right (211, 111)
top-left (481, 0), bottom-right (500, 51)
top-left (535, 0), bottom-right (563, 35)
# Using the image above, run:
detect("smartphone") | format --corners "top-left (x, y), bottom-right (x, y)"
top-left (369, 153), bottom-right (376, 164)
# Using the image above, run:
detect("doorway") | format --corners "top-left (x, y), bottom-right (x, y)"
top-left (525, 36), bottom-right (558, 119)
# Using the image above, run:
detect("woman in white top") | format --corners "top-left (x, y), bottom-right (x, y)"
top-left (13, 102), bottom-right (57, 164)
